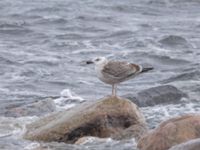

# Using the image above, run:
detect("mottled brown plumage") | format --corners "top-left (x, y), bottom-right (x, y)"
top-left (86, 57), bottom-right (153, 96)
top-left (102, 61), bottom-right (142, 80)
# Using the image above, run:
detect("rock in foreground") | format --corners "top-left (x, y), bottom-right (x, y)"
top-left (137, 114), bottom-right (200, 150)
top-left (24, 96), bottom-right (146, 143)
top-left (169, 138), bottom-right (200, 150)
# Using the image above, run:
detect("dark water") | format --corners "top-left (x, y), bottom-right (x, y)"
top-left (0, 0), bottom-right (200, 149)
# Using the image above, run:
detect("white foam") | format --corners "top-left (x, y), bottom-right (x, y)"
top-left (54, 89), bottom-right (85, 110)
top-left (43, 15), bottom-right (62, 20)
top-left (0, 116), bottom-right (43, 150)
top-left (141, 102), bottom-right (200, 129)
top-left (76, 137), bottom-right (113, 145)
top-left (0, 116), bottom-right (38, 140)
top-left (60, 89), bottom-right (81, 100)
top-left (24, 142), bottom-right (41, 150)
top-left (22, 56), bottom-right (60, 65)
top-left (0, 88), bottom-right (10, 93)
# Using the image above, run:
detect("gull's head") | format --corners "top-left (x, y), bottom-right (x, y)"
top-left (86, 57), bottom-right (108, 65)
top-left (93, 57), bottom-right (107, 65)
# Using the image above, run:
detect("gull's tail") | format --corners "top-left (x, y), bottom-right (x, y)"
top-left (141, 66), bottom-right (154, 73)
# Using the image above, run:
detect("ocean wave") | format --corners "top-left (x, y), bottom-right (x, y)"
top-left (0, 56), bottom-right (17, 65)
top-left (161, 70), bottom-right (200, 83)
top-left (169, 0), bottom-right (200, 4)
top-left (0, 28), bottom-right (32, 35)
top-left (26, 7), bottom-right (61, 14)
top-left (142, 102), bottom-right (200, 129)
top-left (0, 21), bottom-right (32, 35)
top-left (77, 15), bottom-right (114, 23)
top-left (22, 57), bottom-right (60, 66)
top-left (147, 0), bottom-right (200, 5)
top-left (0, 22), bottom-right (26, 28)
top-left (33, 16), bottom-right (68, 25)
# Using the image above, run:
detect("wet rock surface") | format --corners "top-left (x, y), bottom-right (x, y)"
top-left (125, 85), bottom-right (187, 107)
top-left (137, 114), bottom-right (200, 150)
top-left (158, 35), bottom-right (192, 48)
top-left (169, 138), bottom-right (200, 150)
top-left (24, 96), bottom-right (146, 144)
top-left (112, 123), bottom-right (147, 141)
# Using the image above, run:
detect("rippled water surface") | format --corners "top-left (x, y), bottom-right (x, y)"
top-left (0, 0), bottom-right (200, 149)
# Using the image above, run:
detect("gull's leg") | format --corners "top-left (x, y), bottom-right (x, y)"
top-left (112, 84), bottom-right (117, 97)
top-left (114, 84), bottom-right (117, 96)
top-left (112, 84), bottom-right (115, 96)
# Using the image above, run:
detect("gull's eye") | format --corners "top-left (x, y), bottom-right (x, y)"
top-left (95, 58), bottom-right (100, 61)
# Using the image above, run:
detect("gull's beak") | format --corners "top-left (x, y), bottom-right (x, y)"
top-left (86, 60), bottom-right (94, 64)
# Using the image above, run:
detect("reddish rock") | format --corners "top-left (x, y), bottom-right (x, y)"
top-left (169, 138), bottom-right (200, 150)
top-left (137, 114), bottom-right (200, 150)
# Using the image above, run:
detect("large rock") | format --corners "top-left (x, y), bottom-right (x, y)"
top-left (137, 114), bottom-right (200, 150)
top-left (125, 85), bottom-right (187, 107)
top-left (169, 138), bottom-right (200, 150)
top-left (112, 123), bottom-right (147, 141)
top-left (24, 96), bottom-right (146, 143)
top-left (158, 35), bottom-right (192, 48)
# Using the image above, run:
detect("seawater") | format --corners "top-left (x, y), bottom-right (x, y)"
top-left (0, 0), bottom-right (200, 149)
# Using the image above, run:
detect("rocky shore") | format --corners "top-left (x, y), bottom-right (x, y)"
top-left (23, 85), bottom-right (200, 150)
top-left (138, 114), bottom-right (200, 150)
top-left (24, 96), bottom-right (147, 143)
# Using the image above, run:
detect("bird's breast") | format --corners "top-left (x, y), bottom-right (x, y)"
top-left (95, 66), bottom-right (119, 85)
top-left (95, 66), bottom-right (111, 84)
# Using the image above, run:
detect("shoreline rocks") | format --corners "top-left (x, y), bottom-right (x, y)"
top-left (24, 96), bottom-right (147, 144)
top-left (125, 85), bottom-right (187, 107)
top-left (3, 98), bottom-right (56, 117)
top-left (137, 114), bottom-right (200, 150)
top-left (112, 123), bottom-right (147, 141)
top-left (169, 138), bottom-right (200, 150)
top-left (158, 35), bottom-right (192, 49)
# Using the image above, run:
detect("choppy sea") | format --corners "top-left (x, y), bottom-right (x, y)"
top-left (0, 0), bottom-right (200, 149)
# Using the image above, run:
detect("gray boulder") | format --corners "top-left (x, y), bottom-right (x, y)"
top-left (3, 98), bottom-right (56, 117)
top-left (158, 35), bottom-right (192, 49)
top-left (125, 85), bottom-right (187, 107)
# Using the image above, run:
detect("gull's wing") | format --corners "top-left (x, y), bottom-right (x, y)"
top-left (102, 61), bottom-right (141, 79)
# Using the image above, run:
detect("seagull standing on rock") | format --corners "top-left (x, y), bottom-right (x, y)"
top-left (86, 57), bottom-right (153, 97)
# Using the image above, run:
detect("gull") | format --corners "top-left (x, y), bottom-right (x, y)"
top-left (86, 57), bottom-right (153, 97)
